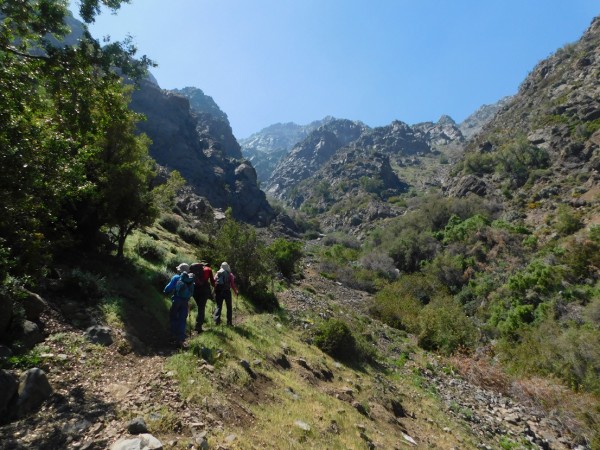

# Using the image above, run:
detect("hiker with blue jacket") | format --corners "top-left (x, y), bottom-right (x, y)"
top-left (164, 263), bottom-right (195, 347)
top-left (213, 262), bottom-right (238, 326)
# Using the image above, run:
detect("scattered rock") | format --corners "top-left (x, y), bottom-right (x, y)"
top-left (0, 296), bottom-right (13, 337)
top-left (20, 289), bottom-right (47, 322)
top-left (273, 353), bottom-right (291, 369)
top-left (402, 432), bottom-right (417, 446)
top-left (62, 419), bottom-right (92, 436)
top-left (294, 420), bottom-right (311, 431)
top-left (127, 417), bottom-right (148, 435)
top-left (17, 368), bottom-right (53, 418)
top-left (18, 320), bottom-right (44, 350)
top-left (0, 370), bottom-right (18, 423)
top-left (109, 433), bottom-right (163, 450)
top-left (0, 345), bottom-right (11, 359)
top-left (352, 401), bottom-right (369, 417)
top-left (85, 326), bottom-right (113, 346)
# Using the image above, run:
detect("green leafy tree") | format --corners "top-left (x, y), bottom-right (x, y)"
top-left (210, 210), bottom-right (271, 293)
top-left (267, 238), bottom-right (303, 279)
top-left (0, 0), bottom-right (156, 270)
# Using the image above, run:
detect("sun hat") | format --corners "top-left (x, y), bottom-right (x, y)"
top-left (220, 262), bottom-right (231, 272)
top-left (176, 263), bottom-right (190, 272)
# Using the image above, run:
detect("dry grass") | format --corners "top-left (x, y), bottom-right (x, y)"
top-left (448, 352), bottom-right (512, 394)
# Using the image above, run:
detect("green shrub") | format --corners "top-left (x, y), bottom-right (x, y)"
top-left (246, 284), bottom-right (279, 312)
top-left (370, 273), bottom-right (445, 332)
top-left (164, 253), bottom-right (194, 274)
top-left (209, 211), bottom-right (272, 300)
top-left (359, 176), bottom-right (384, 195)
top-left (437, 214), bottom-right (490, 244)
top-left (417, 296), bottom-right (478, 355)
top-left (506, 260), bottom-right (562, 298)
top-left (498, 318), bottom-right (600, 396)
top-left (158, 214), bottom-right (183, 233)
top-left (554, 205), bottom-right (583, 236)
top-left (135, 238), bottom-right (167, 263)
top-left (268, 238), bottom-right (303, 278)
top-left (63, 268), bottom-right (108, 301)
top-left (314, 318), bottom-right (365, 364)
top-left (387, 229), bottom-right (440, 273)
top-left (177, 226), bottom-right (206, 246)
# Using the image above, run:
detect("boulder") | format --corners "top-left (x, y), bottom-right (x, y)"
top-left (20, 289), bottom-right (47, 322)
top-left (109, 433), bottom-right (163, 450)
top-left (85, 326), bottom-right (113, 346)
top-left (18, 320), bottom-right (44, 350)
top-left (127, 417), bottom-right (148, 435)
top-left (0, 295), bottom-right (12, 337)
top-left (0, 369), bottom-right (19, 423)
top-left (17, 368), bottom-right (53, 418)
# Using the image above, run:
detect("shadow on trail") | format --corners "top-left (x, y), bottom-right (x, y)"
top-left (0, 385), bottom-right (117, 450)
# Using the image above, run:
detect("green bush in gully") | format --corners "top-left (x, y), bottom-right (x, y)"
top-left (457, 135), bottom-right (549, 188)
top-left (487, 227), bottom-right (600, 397)
top-left (313, 318), bottom-right (374, 365)
top-left (267, 238), bottom-right (303, 279)
top-left (158, 214), bottom-right (183, 233)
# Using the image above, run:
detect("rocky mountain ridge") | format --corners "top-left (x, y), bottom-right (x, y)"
top-left (266, 119), bottom-right (369, 200)
top-left (239, 118), bottom-right (336, 183)
top-left (264, 116), bottom-right (468, 234)
top-left (458, 96), bottom-right (513, 140)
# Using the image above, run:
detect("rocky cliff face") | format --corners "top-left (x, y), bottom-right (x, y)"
top-left (171, 86), bottom-right (242, 160)
top-left (458, 97), bottom-right (512, 140)
top-left (129, 80), bottom-right (273, 225)
top-left (413, 115), bottom-right (465, 147)
top-left (449, 16), bottom-right (600, 224)
top-left (266, 119), bottom-right (368, 199)
top-left (240, 118), bottom-right (334, 183)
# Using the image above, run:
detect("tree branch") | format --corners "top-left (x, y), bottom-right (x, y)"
top-left (1, 45), bottom-right (48, 60)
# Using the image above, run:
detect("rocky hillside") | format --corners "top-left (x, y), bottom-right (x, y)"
top-left (0, 231), bottom-right (585, 450)
top-left (129, 80), bottom-right (273, 225)
top-left (449, 16), bottom-right (600, 226)
top-left (413, 114), bottom-right (465, 147)
top-left (239, 118), bottom-right (334, 183)
top-left (266, 119), bottom-right (369, 200)
top-left (458, 96), bottom-right (513, 140)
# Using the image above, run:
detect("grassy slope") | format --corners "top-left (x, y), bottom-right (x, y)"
top-left (45, 223), bottom-right (486, 449)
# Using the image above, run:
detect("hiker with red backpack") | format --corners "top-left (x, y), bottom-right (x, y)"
top-left (163, 263), bottom-right (195, 347)
top-left (213, 262), bottom-right (238, 326)
top-left (189, 261), bottom-right (216, 333)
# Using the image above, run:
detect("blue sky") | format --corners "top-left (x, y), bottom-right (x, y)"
top-left (72, 1), bottom-right (598, 139)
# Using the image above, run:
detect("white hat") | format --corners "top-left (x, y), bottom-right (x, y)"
top-left (176, 263), bottom-right (190, 272)
top-left (220, 262), bottom-right (231, 272)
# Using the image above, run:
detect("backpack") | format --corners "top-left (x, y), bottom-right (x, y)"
top-left (215, 270), bottom-right (230, 290)
top-left (190, 263), bottom-right (206, 287)
top-left (175, 272), bottom-right (194, 299)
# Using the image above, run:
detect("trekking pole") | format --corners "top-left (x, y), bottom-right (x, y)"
top-left (187, 304), bottom-right (192, 340)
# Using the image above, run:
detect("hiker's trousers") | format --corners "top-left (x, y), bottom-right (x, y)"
top-left (214, 288), bottom-right (232, 325)
top-left (193, 285), bottom-right (213, 330)
top-left (170, 298), bottom-right (188, 342)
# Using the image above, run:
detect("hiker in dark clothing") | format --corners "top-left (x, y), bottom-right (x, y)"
top-left (213, 262), bottom-right (238, 326)
top-left (189, 261), bottom-right (216, 333)
top-left (163, 263), bottom-right (195, 347)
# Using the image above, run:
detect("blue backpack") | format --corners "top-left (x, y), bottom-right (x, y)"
top-left (175, 272), bottom-right (194, 299)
